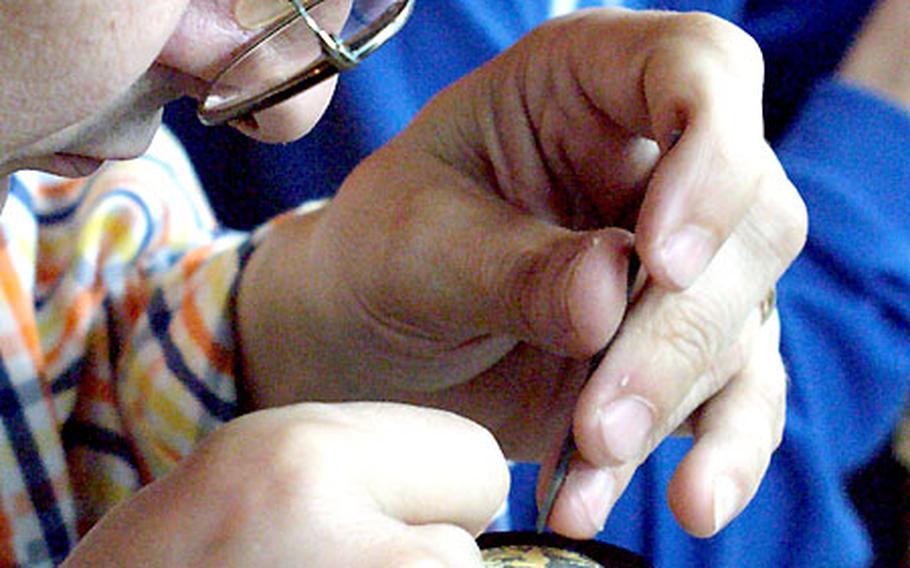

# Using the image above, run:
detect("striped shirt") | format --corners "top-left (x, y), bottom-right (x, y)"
top-left (0, 129), bottom-right (260, 566)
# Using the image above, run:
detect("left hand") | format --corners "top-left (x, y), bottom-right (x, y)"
top-left (64, 403), bottom-right (509, 567)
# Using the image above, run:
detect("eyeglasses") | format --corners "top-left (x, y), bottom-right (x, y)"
top-left (198, 0), bottom-right (414, 126)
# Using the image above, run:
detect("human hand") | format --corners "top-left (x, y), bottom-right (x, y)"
top-left (543, 250), bottom-right (788, 538)
top-left (840, 0), bottom-right (910, 110)
top-left (62, 403), bottom-right (508, 567)
top-left (239, 8), bottom-right (806, 538)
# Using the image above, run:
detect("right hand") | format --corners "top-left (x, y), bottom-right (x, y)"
top-left (239, 8), bottom-right (806, 540)
top-left (61, 403), bottom-right (509, 567)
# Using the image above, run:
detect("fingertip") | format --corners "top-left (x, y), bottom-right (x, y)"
top-left (667, 449), bottom-right (750, 538)
top-left (666, 459), bottom-right (716, 538)
top-left (711, 475), bottom-right (744, 535)
top-left (633, 124), bottom-right (761, 291)
top-left (545, 464), bottom-right (615, 539)
top-left (675, 473), bottom-right (746, 539)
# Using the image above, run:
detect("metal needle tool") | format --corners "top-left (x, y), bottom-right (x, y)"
top-left (535, 251), bottom-right (641, 533)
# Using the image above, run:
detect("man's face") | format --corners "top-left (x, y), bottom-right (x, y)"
top-left (0, 0), bottom-right (338, 178)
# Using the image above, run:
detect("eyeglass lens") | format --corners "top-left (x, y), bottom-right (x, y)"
top-left (203, 0), bottom-right (406, 123)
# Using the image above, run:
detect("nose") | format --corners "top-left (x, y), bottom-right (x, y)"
top-left (157, 0), bottom-right (336, 143)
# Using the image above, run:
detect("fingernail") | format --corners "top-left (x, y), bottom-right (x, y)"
top-left (659, 224), bottom-right (714, 288)
top-left (564, 467), bottom-right (615, 534)
top-left (598, 396), bottom-right (654, 463)
top-left (713, 476), bottom-right (742, 532)
top-left (234, 0), bottom-right (296, 29)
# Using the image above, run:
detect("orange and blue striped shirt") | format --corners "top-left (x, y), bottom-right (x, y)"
top-left (0, 129), bottom-right (259, 566)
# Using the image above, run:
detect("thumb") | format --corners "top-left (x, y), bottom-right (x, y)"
top-left (486, 224), bottom-right (635, 358)
top-left (334, 153), bottom-right (635, 358)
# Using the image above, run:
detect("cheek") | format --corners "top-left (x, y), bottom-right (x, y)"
top-left (1, 0), bottom-right (191, 151)
top-left (67, 0), bottom-right (194, 104)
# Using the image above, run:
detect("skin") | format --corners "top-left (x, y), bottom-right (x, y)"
top-left (1, 0), bottom-right (808, 564)
top-left (239, 10), bottom-right (804, 540)
top-left (0, 0), bottom-right (332, 179)
top-left (64, 403), bottom-right (511, 568)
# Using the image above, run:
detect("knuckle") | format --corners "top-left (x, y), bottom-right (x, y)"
top-left (202, 410), bottom-right (337, 494)
top-left (503, 249), bottom-right (554, 339)
top-left (730, 150), bottom-right (808, 276)
top-left (653, 13), bottom-right (765, 130)
top-left (706, 335), bottom-right (752, 394)
top-left (502, 242), bottom-right (579, 348)
top-left (753, 164), bottom-right (810, 266)
top-left (180, 406), bottom-right (382, 550)
top-left (706, 132), bottom-right (754, 191)
top-left (652, 293), bottom-right (730, 377)
top-left (678, 12), bottom-right (764, 74)
top-left (777, 184), bottom-right (810, 261)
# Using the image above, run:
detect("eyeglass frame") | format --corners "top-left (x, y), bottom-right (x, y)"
top-left (197, 0), bottom-right (415, 126)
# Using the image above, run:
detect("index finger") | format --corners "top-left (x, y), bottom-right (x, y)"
top-left (561, 10), bottom-right (775, 289)
top-left (570, 179), bottom-right (805, 469)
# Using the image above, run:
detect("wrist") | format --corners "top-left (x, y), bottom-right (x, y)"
top-left (237, 204), bottom-right (329, 409)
